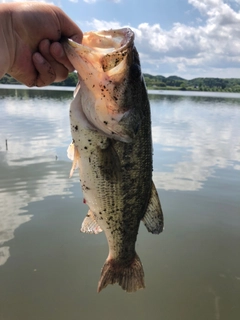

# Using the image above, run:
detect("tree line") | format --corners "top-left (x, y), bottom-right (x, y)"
top-left (2, 73), bottom-right (240, 92)
top-left (144, 74), bottom-right (240, 92)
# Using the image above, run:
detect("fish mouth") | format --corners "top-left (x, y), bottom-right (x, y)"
top-left (63, 28), bottom-right (138, 143)
top-left (63, 28), bottom-right (134, 74)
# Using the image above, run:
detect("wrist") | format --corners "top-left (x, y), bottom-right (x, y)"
top-left (0, 4), bottom-right (16, 78)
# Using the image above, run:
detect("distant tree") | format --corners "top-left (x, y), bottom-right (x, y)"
top-left (180, 83), bottom-right (186, 90)
top-left (158, 81), bottom-right (166, 87)
top-left (65, 72), bottom-right (78, 86)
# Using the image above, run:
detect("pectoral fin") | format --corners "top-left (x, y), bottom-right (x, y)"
top-left (142, 182), bottom-right (164, 234)
top-left (67, 142), bottom-right (80, 178)
top-left (81, 210), bottom-right (103, 234)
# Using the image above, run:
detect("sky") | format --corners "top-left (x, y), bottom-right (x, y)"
top-left (2, 0), bottom-right (240, 79)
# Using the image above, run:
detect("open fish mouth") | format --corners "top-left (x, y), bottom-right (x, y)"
top-left (63, 28), bottom-right (141, 143)
top-left (65, 28), bottom-right (134, 72)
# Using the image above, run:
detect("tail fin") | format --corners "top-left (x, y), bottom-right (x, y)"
top-left (97, 254), bottom-right (145, 293)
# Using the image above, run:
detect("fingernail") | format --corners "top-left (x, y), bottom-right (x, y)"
top-left (71, 34), bottom-right (83, 44)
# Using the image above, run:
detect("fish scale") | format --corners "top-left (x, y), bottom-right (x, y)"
top-left (64, 28), bottom-right (163, 293)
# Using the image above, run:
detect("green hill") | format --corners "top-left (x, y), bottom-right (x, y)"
top-left (167, 75), bottom-right (186, 81)
top-left (1, 73), bottom-right (240, 92)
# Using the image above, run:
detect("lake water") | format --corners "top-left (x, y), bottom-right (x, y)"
top-left (0, 87), bottom-right (240, 320)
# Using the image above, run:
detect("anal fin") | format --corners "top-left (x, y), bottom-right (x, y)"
top-left (81, 210), bottom-right (102, 234)
top-left (142, 181), bottom-right (164, 234)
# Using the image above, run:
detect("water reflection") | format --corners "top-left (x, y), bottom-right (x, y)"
top-left (0, 89), bottom-right (240, 260)
top-left (0, 85), bottom-right (74, 98)
top-left (0, 88), bottom-right (240, 320)
top-left (0, 90), bottom-right (76, 266)
top-left (151, 95), bottom-right (240, 190)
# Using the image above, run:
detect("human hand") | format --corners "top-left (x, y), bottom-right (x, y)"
top-left (32, 39), bottom-right (77, 87)
top-left (0, 2), bottom-right (82, 87)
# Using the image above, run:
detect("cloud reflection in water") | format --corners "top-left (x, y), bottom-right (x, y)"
top-left (151, 94), bottom-right (240, 191)
top-left (0, 89), bottom-right (240, 266)
top-left (0, 89), bottom-right (76, 266)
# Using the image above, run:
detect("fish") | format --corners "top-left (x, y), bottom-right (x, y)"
top-left (63, 28), bottom-right (164, 293)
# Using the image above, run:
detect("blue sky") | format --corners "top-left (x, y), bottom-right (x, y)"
top-left (2, 0), bottom-right (240, 79)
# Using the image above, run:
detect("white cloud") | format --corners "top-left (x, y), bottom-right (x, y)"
top-left (86, 18), bottom-right (122, 30)
top-left (87, 0), bottom-right (240, 78)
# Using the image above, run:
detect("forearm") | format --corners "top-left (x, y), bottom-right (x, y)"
top-left (0, 4), bottom-right (15, 79)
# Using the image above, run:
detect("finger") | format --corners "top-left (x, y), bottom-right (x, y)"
top-left (38, 39), bottom-right (69, 83)
top-left (32, 52), bottom-right (56, 87)
top-left (50, 42), bottom-right (74, 72)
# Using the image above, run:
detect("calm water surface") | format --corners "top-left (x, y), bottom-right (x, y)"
top-left (0, 87), bottom-right (240, 320)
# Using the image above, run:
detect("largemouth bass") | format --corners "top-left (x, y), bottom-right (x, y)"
top-left (64, 28), bottom-right (163, 293)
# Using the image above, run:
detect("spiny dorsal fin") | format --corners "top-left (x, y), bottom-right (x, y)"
top-left (142, 181), bottom-right (164, 234)
top-left (81, 210), bottom-right (102, 234)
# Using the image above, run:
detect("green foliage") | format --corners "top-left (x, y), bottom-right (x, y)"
top-left (0, 74), bottom-right (20, 84)
top-left (143, 75), bottom-right (240, 92)
top-left (51, 72), bottom-right (78, 86)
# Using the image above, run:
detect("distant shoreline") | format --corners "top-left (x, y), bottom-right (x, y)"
top-left (1, 72), bottom-right (240, 93)
top-left (1, 84), bottom-right (240, 99)
top-left (0, 84), bottom-right (74, 91)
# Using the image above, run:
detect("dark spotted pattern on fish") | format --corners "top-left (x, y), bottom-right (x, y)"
top-left (64, 28), bottom-right (163, 293)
